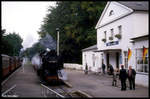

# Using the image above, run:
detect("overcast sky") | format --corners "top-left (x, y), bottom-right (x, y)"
top-left (2, 1), bottom-right (56, 50)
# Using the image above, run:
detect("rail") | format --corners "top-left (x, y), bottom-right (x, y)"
top-left (2, 84), bottom-right (18, 97)
top-left (41, 84), bottom-right (65, 98)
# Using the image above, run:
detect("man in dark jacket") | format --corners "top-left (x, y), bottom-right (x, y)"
top-left (109, 64), bottom-right (114, 75)
top-left (128, 66), bottom-right (136, 90)
top-left (102, 62), bottom-right (106, 74)
top-left (85, 64), bottom-right (88, 74)
top-left (119, 65), bottom-right (127, 91)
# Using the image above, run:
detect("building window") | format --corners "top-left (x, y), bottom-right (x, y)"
top-left (136, 48), bottom-right (149, 73)
top-left (93, 54), bottom-right (95, 67)
top-left (118, 25), bottom-right (122, 34)
top-left (115, 25), bottom-right (122, 39)
top-left (84, 54), bottom-right (87, 65)
top-left (109, 10), bottom-right (114, 16)
top-left (104, 31), bottom-right (107, 39)
top-left (102, 31), bottom-right (107, 42)
top-left (109, 28), bottom-right (114, 40)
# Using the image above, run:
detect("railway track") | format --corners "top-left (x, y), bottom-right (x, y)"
top-left (41, 82), bottom-right (93, 98)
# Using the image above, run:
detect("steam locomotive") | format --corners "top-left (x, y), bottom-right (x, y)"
top-left (32, 49), bottom-right (66, 85)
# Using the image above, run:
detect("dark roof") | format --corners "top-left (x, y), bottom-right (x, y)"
top-left (118, 1), bottom-right (148, 11)
top-left (130, 34), bottom-right (149, 41)
top-left (82, 44), bottom-right (97, 52)
top-left (94, 49), bottom-right (121, 52)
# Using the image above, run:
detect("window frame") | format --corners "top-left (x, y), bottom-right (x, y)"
top-left (110, 28), bottom-right (114, 38)
top-left (104, 31), bottom-right (107, 39)
top-left (135, 48), bottom-right (149, 74)
top-left (118, 25), bottom-right (122, 34)
top-left (109, 10), bottom-right (114, 16)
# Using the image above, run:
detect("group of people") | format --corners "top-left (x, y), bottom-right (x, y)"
top-left (119, 65), bottom-right (136, 91)
top-left (102, 62), bottom-right (136, 91)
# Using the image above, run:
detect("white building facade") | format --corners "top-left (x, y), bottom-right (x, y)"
top-left (82, 45), bottom-right (101, 73)
top-left (82, 1), bottom-right (149, 87)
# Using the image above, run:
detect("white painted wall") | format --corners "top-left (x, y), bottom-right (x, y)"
top-left (132, 12), bottom-right (149, 38)
top-left (97, 13), bottom-right (134, 52)
top-left (82, 51), bottom-right (101, 73)
top-left (135, 74), bottom-right (149, 87)
top-left (64, 63), bottom-right (83, 70)
top-left (98, 2), bottom-right (133, 27)
top-left (96, 2), bottom-right (148, 87)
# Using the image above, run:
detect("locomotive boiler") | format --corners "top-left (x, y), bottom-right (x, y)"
top-left (32, 49), bottom-right (67, 85)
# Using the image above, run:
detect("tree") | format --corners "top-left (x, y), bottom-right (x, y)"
top-left (20, 41), bottom-right (45, 60)
top-left (1, 29), bottom-right (23, 56)
top-left (38, 1), bottom-right (106, 63)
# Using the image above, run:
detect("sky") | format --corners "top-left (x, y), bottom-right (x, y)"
top-left (2, 1), bottom-right (56, 50)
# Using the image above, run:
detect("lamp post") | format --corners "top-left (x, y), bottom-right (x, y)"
top-left (56, 28), bottom-right (59, 56)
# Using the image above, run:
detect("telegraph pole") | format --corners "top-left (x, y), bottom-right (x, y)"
top-left (56, 28), bottom-right (59, 56)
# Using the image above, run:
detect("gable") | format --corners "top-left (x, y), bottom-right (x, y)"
top-left (95, 1), bottom-right (133, 29)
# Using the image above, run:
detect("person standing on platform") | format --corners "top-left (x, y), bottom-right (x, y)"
top-left (112, 69), bottom-right (119, 87)
top-left (119, 65), bottom-right (127, 91)
top-left (109, 64), bottom-right (114, 75)
top-left (85, 64), bottom-right (88, 74)
top-left (127, 66), bottom-right (136, 90)
top-left (102, 61), bottom-right (106, 74)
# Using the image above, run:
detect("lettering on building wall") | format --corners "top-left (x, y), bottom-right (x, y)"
top-left (106, 41), bottom-right (119, 46)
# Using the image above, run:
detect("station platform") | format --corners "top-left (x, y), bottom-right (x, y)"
top-left (2, 62), bottom-right (149, 98)
top-left (65, 69), bottom-right (149, 98)
top-left (2, 62), bottom-right (43, 97)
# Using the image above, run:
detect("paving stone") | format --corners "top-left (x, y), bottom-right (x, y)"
top-left (64, 69), bottom-right (149, 98)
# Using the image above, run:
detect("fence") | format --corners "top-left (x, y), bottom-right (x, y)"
top-left (63, 63), bottom-right (83, 70)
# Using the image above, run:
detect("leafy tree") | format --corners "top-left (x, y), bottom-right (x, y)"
top-left (38, 1), bottom-right (106, 63)
top-left (20, 42), bottom-right (45, 60)
top-left (1, 29), bottom-right (23, 56)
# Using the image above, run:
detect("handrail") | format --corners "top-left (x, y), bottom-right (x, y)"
top-left (41, 84), bottom-right (65, 98)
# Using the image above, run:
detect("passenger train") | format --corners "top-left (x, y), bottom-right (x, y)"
top-left (2, 54), bottom-right (22, 80)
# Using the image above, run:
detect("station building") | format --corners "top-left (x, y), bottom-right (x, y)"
top-left (82, 1), bottom-right (149, 87)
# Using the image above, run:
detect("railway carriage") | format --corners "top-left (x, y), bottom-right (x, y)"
top-left (11, 57), bottom-right (16, 71)
top-left (15, 57), bottom-right (20, 68)
top-left (2, 54), bottom-right (22, 79)
top-left (2, 54), bottom-right (11, 78)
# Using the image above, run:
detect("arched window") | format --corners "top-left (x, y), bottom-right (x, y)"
top-left (109, 10), bottom-right (114, 16)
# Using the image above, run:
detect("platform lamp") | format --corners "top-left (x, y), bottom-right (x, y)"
top-left (56, 28), bottom-right (59, 56)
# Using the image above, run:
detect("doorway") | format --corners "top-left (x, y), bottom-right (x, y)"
top-left (116, 52), bottom-right (119, 69)
top-left (106, 53), bottom-right (109, 70)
